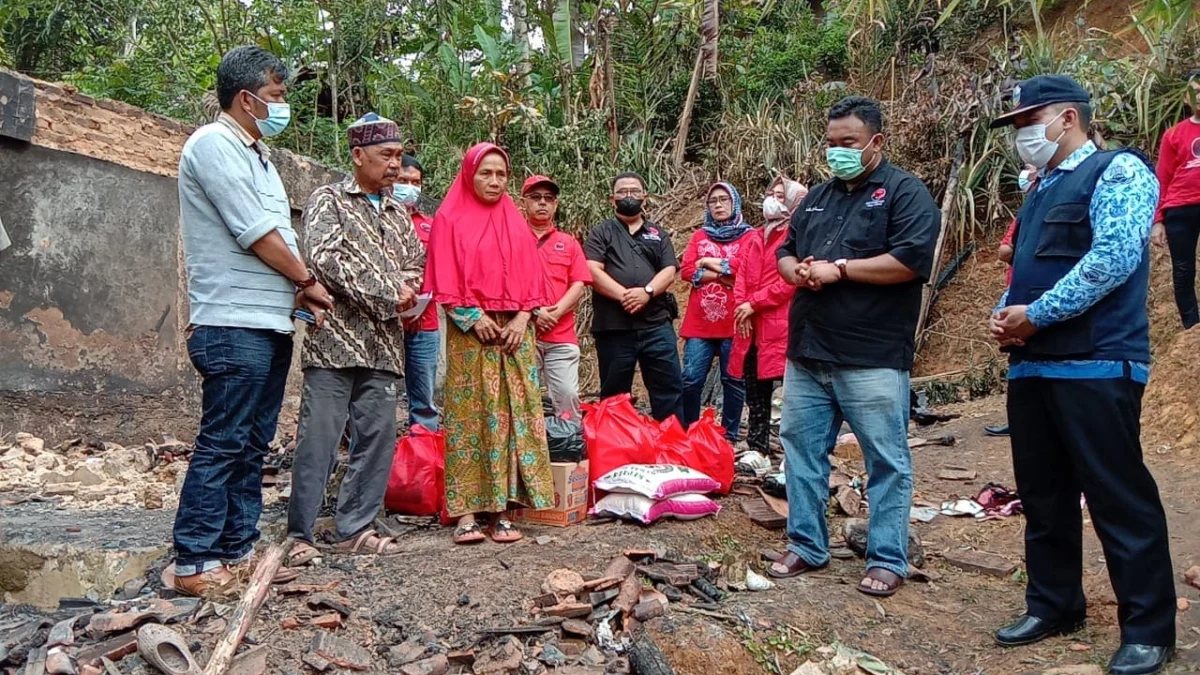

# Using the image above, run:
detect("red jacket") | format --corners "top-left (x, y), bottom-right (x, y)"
top-left (679, 228), bottom-right (758, 339)
top-left (730, 225), bottom-right (796, 380)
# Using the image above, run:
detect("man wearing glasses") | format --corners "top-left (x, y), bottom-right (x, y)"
top-left (522, 176), bottom-right (593, 418)
top-left (583, 172), bottom-right (684, 422)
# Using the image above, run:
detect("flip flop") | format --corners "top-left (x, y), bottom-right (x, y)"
top-left (453, 522), bottom-right (486, 545)
top-left (489, 519), bottom-right (523, 544)
top-left (287, 541), bottom-right (322, 568)
top-left (856, 568), bottom-right (904, 597)
top-left (766, 552), bottom-right (822, 579)
top-left (137, 623), bottom-right (200, 675)
top-left (332, 529), bottom-right (403, 556)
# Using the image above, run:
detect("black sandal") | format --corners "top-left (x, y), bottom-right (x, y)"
top-left (453, 522), bottom-right (486, 545)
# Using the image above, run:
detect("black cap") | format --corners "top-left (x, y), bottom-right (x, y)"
top-left (990, 75), bottom-right (1091, 129)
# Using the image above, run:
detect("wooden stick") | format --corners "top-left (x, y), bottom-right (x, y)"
top-left (201, 539), bottom-right (291, 675)
top-left (915, 137), bottom-right (965, 348)
top-left (628, 629), bottom-right (678, 675)
top-left (910, 369), bottom-right (968, 385)
top-left (671, 47), bottom-right (704, 167)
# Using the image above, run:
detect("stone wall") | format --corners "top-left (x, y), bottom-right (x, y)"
top-left (0, 69), bottom-right (343, 442)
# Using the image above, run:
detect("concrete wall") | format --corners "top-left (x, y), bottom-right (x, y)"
top-left (0, 69), bottom-right (342, 441)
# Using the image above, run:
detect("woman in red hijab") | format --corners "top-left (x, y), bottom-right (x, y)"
top-left (425, 142), bottom-right (555, 545)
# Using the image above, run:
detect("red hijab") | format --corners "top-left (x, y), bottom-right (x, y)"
top-left (424, 143), bottom-right (549, 311)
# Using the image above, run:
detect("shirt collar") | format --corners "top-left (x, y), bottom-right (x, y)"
top-left (217, 113), bottom-right (271, 161)
top-left (342, 177), bottom-right (401, 212)
top-left (1049, 140), bottom-right (1097, 175)
top-left (533, 224), bottom-right (558, 241)
top-left (835, 159), bottom-right (890, 190)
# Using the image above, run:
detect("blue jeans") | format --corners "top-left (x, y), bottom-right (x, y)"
top-left (681, 337), bottom-right (744, 440)
top-left (404, 329), bottom-right (439, 431)
top-left (174, 326), bottom-right (292, 576)
top-left (778, 359), bottom-right (912, 578)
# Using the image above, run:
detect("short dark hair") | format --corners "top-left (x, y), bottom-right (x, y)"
top-left (217, 46), bottom-right (290, 110)
top-left (401, 154), bottom-right (424, 178)
top-left (828, 96), bottom-right (884, 135)
top-left (1050, 101), bottom-right (1092, 131)
top-left (611, 171), bottom-right (646, 192)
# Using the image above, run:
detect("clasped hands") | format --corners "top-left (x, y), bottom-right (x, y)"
top-left (782, 256), bottom-right (842, 291)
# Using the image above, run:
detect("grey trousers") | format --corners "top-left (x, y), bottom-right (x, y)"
top-left (286, 367), bottom-right (398, 544)
top-left (537, 341), bottom-right (581, 418)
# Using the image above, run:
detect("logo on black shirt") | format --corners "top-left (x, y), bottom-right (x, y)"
top-left (641, 227), bottom-right (662, 242)
top-left (865, 188), bottom-right (887, 209)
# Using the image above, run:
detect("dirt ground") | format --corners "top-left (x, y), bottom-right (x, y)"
top-left (205, 394), bottom-right (1198, 675)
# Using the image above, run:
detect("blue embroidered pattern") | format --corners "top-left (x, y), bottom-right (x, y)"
top-left (998, 142), bottom-right (1159, 383)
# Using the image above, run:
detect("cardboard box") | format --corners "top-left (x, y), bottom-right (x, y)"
top-left (509, 460), bottom-right (589, 527)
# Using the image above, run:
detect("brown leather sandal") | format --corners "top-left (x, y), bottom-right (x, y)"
top-left (287, 541), bottom-right (322, 567)
top-left (334, 529), bottom-right (403, 556)
top-left (766, 552), bottom-right (823, 579)
top-left (856, 568), bottom-right (904, 597)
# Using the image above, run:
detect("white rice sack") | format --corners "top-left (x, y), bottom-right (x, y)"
top-left (593, 464), bottom-right (721, 499)
top-left (592, 493), bottom-right (721, 524)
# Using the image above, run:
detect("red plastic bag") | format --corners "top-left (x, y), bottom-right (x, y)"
top-left (384, 424), bottom-right (445, 516)
top-left (685, 409), bottom-right (736, 494)
top-left (582, 394), bottom-right (655, 485)
top-left (650, 416), bottom-right (693, 468)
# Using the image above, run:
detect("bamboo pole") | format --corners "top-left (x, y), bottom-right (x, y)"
top-left (201, 539), bottom-right (291, 675)
top-left (915, 138), bottom-right (965, 349)
top-left (672, 47), bottom-right (705, 167)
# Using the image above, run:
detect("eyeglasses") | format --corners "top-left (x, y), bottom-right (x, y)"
top-left (525, 193), bottom-right (558, 203)
top-left (707, 196), bottom-right (732, 206)
top-left (614, 190), bottom-right (645, 198)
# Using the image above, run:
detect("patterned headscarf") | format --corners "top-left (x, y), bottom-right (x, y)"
top-left (702, 182), bottom-right (751, 243)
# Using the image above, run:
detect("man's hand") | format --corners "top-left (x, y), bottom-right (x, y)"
top-left (535, 305), bottom-right (560, 333)
top-left (295, 295), bottom-right (328, 329)
top-left (734, 302), bottom-right (754, 324)
top-left (499, 312), bottom-right (531, 354)
top-left (473, 314), bottom-right (502, 344)
top-left (301, 281), bottom-right (334, 310)
top-left (991, 305), bottom-right (1036, 345)
top-left (780, 256), bottom-right (816, 286)
top-left (396, 284), bottom-right (417, 313)
top-left (1151, 221), bottom-right (1166, 249)
top-left (805, 261), bottom-right (841, 291)
top-left (622, 287), bottom-right (651, 314)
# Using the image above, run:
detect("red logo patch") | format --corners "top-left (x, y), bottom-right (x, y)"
top-left (872, 188), bottom-right (887, 201)
top-left (554, 241), bottom-right (567, 252)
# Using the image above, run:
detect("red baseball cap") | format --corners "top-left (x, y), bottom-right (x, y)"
top-left (522, 175), bottom-right (559, 195)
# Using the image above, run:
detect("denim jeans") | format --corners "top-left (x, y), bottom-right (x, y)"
top-left (594, 323), bottom-right (684, 423)
top-left (778, 359), bottom-right (912, 578)
top-left (681, 337), bottom-right (744, 440)
top-left (174, 326), bottom-right (292, 576)
top-left (404, 329), bottom-right (440, 431)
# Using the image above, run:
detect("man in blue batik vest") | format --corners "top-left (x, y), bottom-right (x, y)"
top-left (989, 74), bottom-right (1174, 675)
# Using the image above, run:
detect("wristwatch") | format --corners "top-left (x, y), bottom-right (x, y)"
top-left (834, 259), bottom-right (849, 281)
top-left (295, 272), bottom-right (318, 289)
top-left (643, 284), bottom-right (655, 296)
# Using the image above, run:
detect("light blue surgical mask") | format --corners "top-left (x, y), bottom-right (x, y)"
top-left (392, 184), bottom-right (421, 206)
top-left (1017, 168), bottom-right (1036, 193)
top-left (245, 91), bottom-right (291, 137)
top-left (825, 135), bottom-right (881, 181)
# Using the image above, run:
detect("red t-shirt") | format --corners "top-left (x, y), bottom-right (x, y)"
top-left (1001, 218), bottom-right (1017, 286)
top-left (679, 229), bottom-right (754, 339)
top-left (536, 227), bottom-right (593, 344)
top-left (411, 211), bottom-right (439, 332)
top-left (1156, 118), bottom-right (1200, 223)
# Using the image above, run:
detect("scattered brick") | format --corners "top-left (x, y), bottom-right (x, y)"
top-left (400, 654), bottom-right (449, 675)
top-left (310, 633), bottom-right (372, 671)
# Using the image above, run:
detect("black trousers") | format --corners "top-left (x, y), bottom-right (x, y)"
top-left (1008, 375), bottom-right (1175, 646)
top-left (594, 323), bottom-right (684, 423)
top-left (743, 345), bottom-right (779, 454)
top-left (1164, 204), bottom-right (1200, 329)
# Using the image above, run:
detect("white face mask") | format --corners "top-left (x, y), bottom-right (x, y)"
top-left (762, 195), bottom-right (787, 221)
top-left (392, 184), bottom-right (420, 206)
top-left (1015, 110), bottom-right (1066, 168)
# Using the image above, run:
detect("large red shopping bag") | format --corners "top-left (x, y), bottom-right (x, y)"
top-left (384, 424), bottom-right (445, 516)
top-left (685, 409), bottom-right (736, 494)
top-left (581, 394), bottom-right (656, 486)
top-left (650, 415), bottom-right (693, 467)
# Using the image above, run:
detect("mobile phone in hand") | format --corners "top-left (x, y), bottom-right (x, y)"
top-left (293, 308), bottom-right (317, 325)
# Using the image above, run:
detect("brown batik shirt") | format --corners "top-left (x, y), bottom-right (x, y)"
top-left (300, 178), bottom-right (425, 374)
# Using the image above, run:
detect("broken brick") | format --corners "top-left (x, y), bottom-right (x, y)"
top-left (310, 612), bottom-right (344, 630)
top-left (472, 636), bottom-right (524, 675)
top-left (543, 602), bottom-right (592, 618)
top-left (542, 569), bottom-right (586, 597)
top-left (943, 549), bottom-right (1018, 577)
top-left (302, 652), bottom-right (332, 672)
top-left (562, 619), bottom-right (593, 638)
top-left (447, 649), bottom-right (475, 666)
top-left (386, 640), bottom-right (427, 667)
top-left (311, 632), bottom-right (372, 671)
top-left (632, 599), bottom-right (666, 621)
top-left (75, 632), bottom-right (138, 666)
top-left (400, 654), bottom-right (449, 675)
top-left (309, 594), bottom-right (354, 617)
top-left (834, 485), bottom-right (861, 516)
top-left (277, 581), bottom-right (340, 596)
top-left (588, 588), bottom-right (620, 607)
top-left (532, 592), bottom-right (558, 608)
top-left (227, 645), bottom-right (268, 675)
top-left (602, 556), bottom-right (636, 581)
top-left (281, 616), bottom-right (302, 630)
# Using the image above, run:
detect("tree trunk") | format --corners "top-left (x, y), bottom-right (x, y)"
top-left (672, 47), bottom-right (704, 167)
top-left (700, 0), bottom-right (719, 80)
top-left (570, 0), bottom-right (587, 68)
top-left (511, 0), bottom-right (532, 85)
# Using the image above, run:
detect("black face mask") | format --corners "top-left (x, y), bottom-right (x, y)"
top-left (615, 197), bottom-right (644, 217)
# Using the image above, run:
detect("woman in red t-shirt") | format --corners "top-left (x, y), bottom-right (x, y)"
top-left (1150, 73), bottom-right (1200, 328)
top-left (679, 182), bottom-right (758, 440)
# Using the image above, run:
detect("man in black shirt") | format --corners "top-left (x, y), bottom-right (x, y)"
top-left (584, 172), bottom-right (684, 422)
top-left (767, 97), bottom-right (941, 599)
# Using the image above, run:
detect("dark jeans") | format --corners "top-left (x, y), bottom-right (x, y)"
top-left (743, 345), bottom-right (779, 454)
top-left (173, 326), bottom-right (292, 576)
top-left (1164, 204), bottom-right (1200, 329)
top-left (681, 337), bottom-right (744, 440)
top-left (594, 323), bottom-right (684, 423)
top-left (1008, 375), bottom-right (1175, 646)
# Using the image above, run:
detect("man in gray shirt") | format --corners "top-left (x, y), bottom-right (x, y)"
top-left (173, 45), bottom-right (332, 598)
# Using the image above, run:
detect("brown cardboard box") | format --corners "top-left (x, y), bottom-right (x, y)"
top-left (509, 460), bottom-right (589, 527)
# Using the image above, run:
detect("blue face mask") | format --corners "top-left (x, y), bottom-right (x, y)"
top-left (245, 91), bottom-right (291, 137)
top-left (392, 184), bottom-right (421, 206)
top-left (1017, 168), bottom-right (1036, 193)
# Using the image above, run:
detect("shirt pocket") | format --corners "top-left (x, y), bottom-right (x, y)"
top-left (842, 210), bottom-right (888, 257)
top-left (1034, 202), bottom-right (1091, 259)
